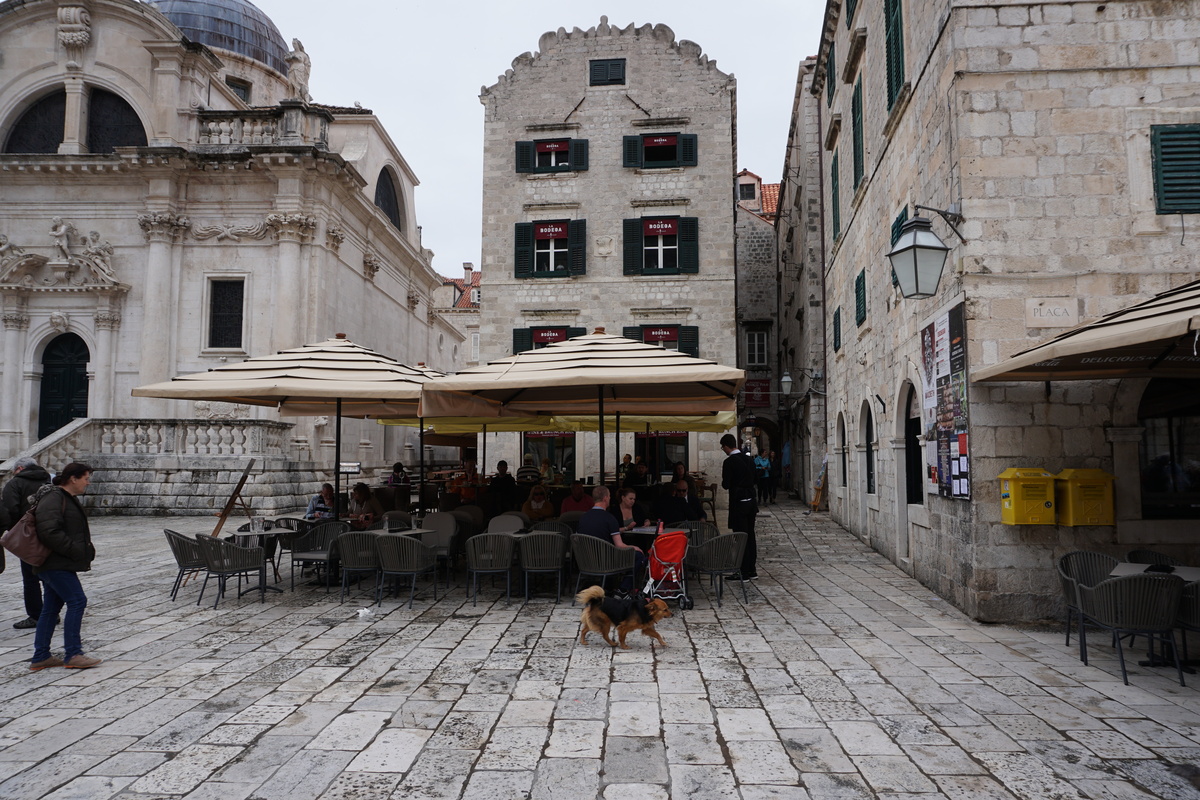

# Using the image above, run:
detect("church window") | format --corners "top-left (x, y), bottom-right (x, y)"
top-left (87, 89), bottom-right (147, 153)
top-left (225, 77), bottom-right (252, 103)
top-left (4, 90), bottom-right (66, 154)
top-left (623, 133), bottom-right (698, 169)
top-left (589, 59), bottom-right (626, 85)
top-left (208, 279), bottom-right (245, 349)
top-left (374, 168), bottom-right (404, 231)
top-left (515, 138), bottom-right (589, 173)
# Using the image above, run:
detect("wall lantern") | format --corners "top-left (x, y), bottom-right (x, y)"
top-left (780, 370), bottom-right (793, 399)
top-left (886, 203), bottom-right (966, 300)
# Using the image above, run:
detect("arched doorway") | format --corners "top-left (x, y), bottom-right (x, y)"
top-left (38, 333), bottom-right (90, 440)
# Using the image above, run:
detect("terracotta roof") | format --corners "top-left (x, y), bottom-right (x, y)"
top-left (761, 183), bottom-right (780, 218)
top-left (443, 270), bottom-right (482, 309)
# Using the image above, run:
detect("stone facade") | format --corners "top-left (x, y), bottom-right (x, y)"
top-left (477, 17), bottom-right (738, 481)
top-left (0, 0), bottom-right (459, 510)
top-left (433, 263), bottom-right (481, 369)
top-left (796, 0), bottom-right (1200, 620)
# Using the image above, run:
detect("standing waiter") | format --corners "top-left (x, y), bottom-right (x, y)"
top-left (719, 433), bottom-right (758, 580)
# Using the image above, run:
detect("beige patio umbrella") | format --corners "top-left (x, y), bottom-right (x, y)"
top-left (417, 328), bottom-right (745, 480)
top-left (133, 334), bottom-right (446, 515)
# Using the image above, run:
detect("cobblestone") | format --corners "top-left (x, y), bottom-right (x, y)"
top-left (1, 501), bottom-right (1200, 798)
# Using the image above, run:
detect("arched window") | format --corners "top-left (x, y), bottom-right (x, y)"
top-left (374, 168), bottom-right (403, 231)
top-left (4, 90), bottom-right (66, 154)
top-left (87, 89), bottom-right (146, 153)
top-left (863, 406), bottom-right (876, 494)
top-left (1139, 378), bottom-right (1200, 519)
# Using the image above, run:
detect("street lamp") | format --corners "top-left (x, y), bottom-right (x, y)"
top-left (886, 204), bottom-right (966, 300)
top-left (780, 371), bottom-right (793, 399)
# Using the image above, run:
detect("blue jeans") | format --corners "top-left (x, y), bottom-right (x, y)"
top-left (33, 570), bottom-right (87, 662)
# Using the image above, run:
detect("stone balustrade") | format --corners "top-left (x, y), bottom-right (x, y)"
top-left (196, 103), bottom-right (331, 150)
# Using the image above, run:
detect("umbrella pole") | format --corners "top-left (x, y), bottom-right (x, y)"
top-left (615, 412), bottom-right (621, 486)
top-left (419, 417), bottom-right (426, 517)
top-left (334, 398), bottom-right (342, 522)
top-left (598, 387), bottom-right (605, 491)
top-left (482, 424), bottom-right (487, 496)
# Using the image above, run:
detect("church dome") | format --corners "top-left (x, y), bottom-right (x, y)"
top-left (147, 0), bottom-right (289, 74)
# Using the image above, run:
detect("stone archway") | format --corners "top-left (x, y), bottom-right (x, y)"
top-left (38, 332), bottom-right (89, 439)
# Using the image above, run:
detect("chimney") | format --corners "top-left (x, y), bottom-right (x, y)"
top-left (463, 262), bottom-right (474, 284)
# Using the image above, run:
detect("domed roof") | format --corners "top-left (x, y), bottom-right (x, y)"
top-left (147, 0), bottom-right (289, 74)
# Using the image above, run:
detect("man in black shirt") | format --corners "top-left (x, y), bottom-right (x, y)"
top-left (720, 434), bottom-right (758, 580)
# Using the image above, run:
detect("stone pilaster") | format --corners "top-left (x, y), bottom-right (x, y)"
top-left (267, 213), bottom-right (314, 349)
top-left (136, 212), bottom-right (188, 415)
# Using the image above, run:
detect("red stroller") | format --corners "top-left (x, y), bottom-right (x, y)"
top-left (642, 529), bottom-right (693, 610)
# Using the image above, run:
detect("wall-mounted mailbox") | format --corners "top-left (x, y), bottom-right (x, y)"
top-left (997, 467), bottom-right (1056, 525)
top-left (1054, 469), bottom-right (1115, 527)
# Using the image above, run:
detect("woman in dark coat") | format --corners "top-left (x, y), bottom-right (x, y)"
top-left (31, 462), bottom-right (99, 670)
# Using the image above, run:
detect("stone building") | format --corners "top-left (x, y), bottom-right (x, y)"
top-left (0, 0), bottom-right (457, 512)
top-left (797, 0), bottom-right (1200, 620)
top-left (477, 17), bottom-right (738, 482)
top-left (433, 263), bottom-right (481, 369)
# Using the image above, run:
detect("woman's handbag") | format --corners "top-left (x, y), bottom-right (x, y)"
top-left (1, 507), bottom-right (51, 566)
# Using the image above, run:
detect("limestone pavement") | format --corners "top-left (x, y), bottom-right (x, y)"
top-left (1, 501), bottom-right (1199, 799)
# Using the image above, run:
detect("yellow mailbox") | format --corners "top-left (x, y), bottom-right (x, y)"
top-left (1054, 469), bottom-right (1115, 526)
top-left (997, 467), bottom-right (1057, 525)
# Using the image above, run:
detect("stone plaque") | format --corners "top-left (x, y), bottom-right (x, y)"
top-left (1025, 298), bottom-right (1078, 328)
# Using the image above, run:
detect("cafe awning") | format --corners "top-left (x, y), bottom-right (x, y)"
top-left (972, 279), bottom-right (1200, 382)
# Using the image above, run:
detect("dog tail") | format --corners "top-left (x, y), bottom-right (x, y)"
top-left (574, 585), bottom-right (605, 606)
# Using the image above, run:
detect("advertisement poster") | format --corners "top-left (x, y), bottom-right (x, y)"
top-left (920, 302), bottom-right (970, 499)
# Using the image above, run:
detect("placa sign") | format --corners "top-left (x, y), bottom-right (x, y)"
top-left (1025, 298), bottom-right (1078, 328)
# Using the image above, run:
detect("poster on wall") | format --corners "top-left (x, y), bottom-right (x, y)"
top-left (920, 302), bottom-right (970, 499)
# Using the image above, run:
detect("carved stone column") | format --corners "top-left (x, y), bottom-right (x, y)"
top-left (92, 307), bottom-right (121, 418)
top-left (60, 77), bottom-right (87, 155)
top-left (136, 212), bottom-right (188, 415)
top-left (267, 212), bottom-right (314, 350)
top-left (1, 301), bottom-right (30, 451)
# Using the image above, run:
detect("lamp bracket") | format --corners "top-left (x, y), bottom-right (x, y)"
top-left (913, 203), bottom-right (967, 244)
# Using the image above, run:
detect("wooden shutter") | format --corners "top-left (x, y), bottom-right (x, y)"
top-left (678, 217), bottom-right (700, 274)
top-left (679, 134), bottom-right (698, 166)
top-left (623, 135), bottom-right (643, 168)
top-left (679, 326), bottom-right (700, 357)
top-left (513, 328), bottom-right (533, 354)
top-left (890, 208), bottom-right (908, 287)
top-left (623, 218), bottom-right (643, 275)
top-left (623, 326), bottom-right (643, 342)
top-left (833, 307), bottom-right (842, 352)
top-left (1152, 125), bottom-right (1200, 214)
top-left (852, 79), bottom-right (864, 189)
top-left (567, 327), bottom-right (586, 339)
top-left (570, 139), bottom-right (588, 171)
top-left (885, 0), bottom-right (906, 110)
top-left (608, 59), bottom-right (625, 84)
top-left (515, 141), bottom-right (534, 173)
top-left (831, 151), bottom-right (841, 241)
top-left (825, 43), bottom-right (836, 108)
top-left (589, 61), bottom-right (609, 85)
top-left (568, 219), bottom-right (587, 276)
top-left (846, 0), bottom-right (858, 26)
top-left (514, 222), bottom-right (533, 278)
top-left (855, 270), bottom-right (867, 326)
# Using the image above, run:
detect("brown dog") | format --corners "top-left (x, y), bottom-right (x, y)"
top-left (576, 585), bottom-right (672, 649)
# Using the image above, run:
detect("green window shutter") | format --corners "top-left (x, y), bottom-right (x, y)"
top-left (679, 134), bottom-right (698, 166)
top-left (678, 217), bottom-right (699, 273)
top-left (1152, 125), bottom-right (1200, 214)
top-left (590, 59), bottom-right (625, 85)
top-left (514, 222), bottom-right (533, 278)
top-left (831, 151), bottom-right (841, 241)
top-left (825, 43), bottom-right (836, 108)
top-left (885, 0), bottom-right (906, 110)
top-left (890, 208), bottom-right (908, 287)
top-left (567, 219), bottom-right (587, 276)
top-left (679, 326), bottom-right (700, 357)
top-left (515, 141), bottom-right (534, 173)
top-left (513, 328), bottom-right (533, 354)
top-left (567, 327), bottom-right (586, 339)
top-left (846, 0), bottom-right (858, 27)
top-left (623, 218), bottom-right (644, 275)
top-left (623, 135), bottom-right (643, 168)
top-left (833, 307), bottom-right (842, 352)
top-left (855, 270), bottom-right (867, 326)
top-left (623, 326), bottom-right (643, 342)
top-left (570, 138), bottom-right (589, 171)
top-left (852, 79), bottom-right (864, 189)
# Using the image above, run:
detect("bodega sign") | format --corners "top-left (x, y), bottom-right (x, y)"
top-left (1025, 298), bottom-right (1078, 328)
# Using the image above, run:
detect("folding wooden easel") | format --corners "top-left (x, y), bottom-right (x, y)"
top-left (210, 458), bottom-right (256, 537)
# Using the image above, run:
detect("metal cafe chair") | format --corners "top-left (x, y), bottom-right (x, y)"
top-left (376, 534), bottom-right (438, 608)
top-left (570, 534), bottom-right (635, 604)
top-left (687, 532), bottom-right (748, 607)
top-left (465, 533), bottom-right (516, 607)
top-left (518, 532), bottom-right (567, 602)
top-left (1078, 573), bottom-right (1186, 686)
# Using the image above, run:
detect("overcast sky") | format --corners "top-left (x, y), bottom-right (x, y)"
top-left (253, 1), bottom-right (826, 279)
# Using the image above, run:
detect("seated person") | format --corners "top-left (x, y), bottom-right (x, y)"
top-left (488, 460), bottom-right (517, 510)
top-left (623, 461), bottom-right (652, 488)
top-left (539, 457), bottom-right (557, 484)
top-left (610, 487), bottom-right (650, 534)
top-left (652, 479), bottom-right (704, 523)
top-left (522, 485), bottom-right (557, 523)
top-left (579, 486), bottom-right (647, 577)
top-left (450, 459), bottom-right (481, 502)
top-left (305, 483), bottom-right (336, 520)
top-left (560, 480), bottom-right (595, 513)
top-left (617, 453), bottom-right (634, 482)
top-left (348, 482), bottom-right (384, 529)
top-left (387, 461), bottom-right (411, 486)
top-left (516, 453), bottom-right (541, 483)
top-left (667, 461), bottom-right (697, 498)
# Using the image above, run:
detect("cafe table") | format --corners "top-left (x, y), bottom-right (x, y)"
top-left (1110, 562), bottom-right (1200, 582)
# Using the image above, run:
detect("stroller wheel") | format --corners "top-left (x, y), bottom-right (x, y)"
top-left (679, 596), bottom-right (694, 610)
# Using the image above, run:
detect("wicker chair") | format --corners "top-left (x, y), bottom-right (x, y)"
top-left (487, 515), bottom-right (524, 534)
top-left (164, 529), bottom-right (206, 601)
top-left (558, 510), bottom-right (586, 531)
top-left (1127, 549), bottom-right (1182, 567)
top-left (570, 534), bottom-right (636, 604)
top-left (289, 521), bottom-right (349, 590)
top-left (518, 532), bottom-right (567, 601)
top-left (1078, 573), bottom-right (1186, 686)
top-left (424, 512), bottom-right (461, 580)
top-left (376, 535), bottom-right (438, 608)
top-left (465, 533), bottom-right (517, 606)
top-left (456, 504), bottom-right (486, 530)
top-left (195, 534), bottom-right (267, 609)
top-left (337, 532), bottom-right (381, 602)
top-left (688, 532), bottom-right (748, 607)
top-left (1177, 581), bottom-right (1200, 662)
top-left (1057, 550), bottom-right (1119, 661)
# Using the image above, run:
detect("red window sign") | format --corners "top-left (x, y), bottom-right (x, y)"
top-left (533, 328), bottom-right (567, 343)
top-left (536, 140), bottom-right (568, 152)
top-left (636, 431), bottom-right (686, 438)
top-left (642, 218), bottom-right (678, 236)
top-left (643, 326), bottom-right (678, 342)
top-left (744, 379), bottom-right (771, 408)
top-left (534, 221), bottom-right (568, 239)
top-left (644, 135), bottom-right (677, 147)
top-left (526, 431), bottom-right (573, 439)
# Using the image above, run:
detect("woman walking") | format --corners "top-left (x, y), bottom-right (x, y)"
top-left (31, 462), bottom-right (100, 670)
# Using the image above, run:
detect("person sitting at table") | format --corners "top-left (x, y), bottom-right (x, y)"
top-left (451, 459), bottom-right (481, 502)
top-left (667, 461), bottom-right (697, 497)
top-left (348, 483), bottom-right (384, 530)
top-left (516, 454), bottom-right (541, 483)
top-left (522, 485), bottom-right (556, 523)
top-left (623, 461), bottom-right (652, 488)
top-left (653, 479), bottom-right (705, 523)
top-left (617, 453), bottom-right (634, 482)
top-left (580, 487), bottom-right (646, 589)
top-left (488, 460), bottom-right (518, 510)
top-left (387, 462), bottom-right (410, 487)
top-left (560, 479), bottom-right (594, 513)
top-left (304, 483), bottom-right (336, 520)
top-left (539, 457), bottom-right (556, 484)
top-left (610, 487), bottom-right (650, 535)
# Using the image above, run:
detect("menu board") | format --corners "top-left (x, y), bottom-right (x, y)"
top-left (920, 302), bottom-right (970, 499)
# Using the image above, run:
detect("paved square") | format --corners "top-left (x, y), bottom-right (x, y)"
top-left (2, 501), bottom-right (1200, 799)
